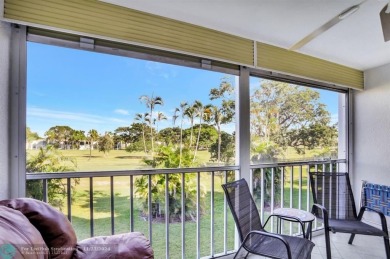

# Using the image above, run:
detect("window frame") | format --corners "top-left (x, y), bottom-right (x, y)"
top-left (248, 73), bottom-right (350, 165)
top-left (10, 25), bottom-right (351, 197)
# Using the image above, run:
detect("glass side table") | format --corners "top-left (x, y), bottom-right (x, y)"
top-left (267, 208), bottom-right (315, 240)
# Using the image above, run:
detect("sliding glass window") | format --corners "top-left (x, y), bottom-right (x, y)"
top-left (27, 42), bottom-right (237, 172)
top-left (249, 76), bottom-right (346, 164)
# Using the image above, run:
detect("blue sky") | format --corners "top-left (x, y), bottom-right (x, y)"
top-left (27, 42), bottom-right (339, 137)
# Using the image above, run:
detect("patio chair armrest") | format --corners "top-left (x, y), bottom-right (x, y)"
top-left (263, 214), bottom-right (279, 228)
top-left (264, 214), bottom-right (305, 235)
top-left (243, 230), bottom-right (292, 259)
top-left (311, 203), bottom-right (329, 220)
top-left (359, 206), bottom-right (389, 234)
top-left (312, 203), bottom-right (331, 231)
top-left (360, 206), bottom-right (385, 217)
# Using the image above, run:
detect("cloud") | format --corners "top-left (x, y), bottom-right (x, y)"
top-left (114, 109), bottom-right (129, 115)
top-left (111, 118), bottom-right (129, 123)
top-left (28, 107), bottom-right (128, 124)
top-left (145, 61), bottom-right (178, 79)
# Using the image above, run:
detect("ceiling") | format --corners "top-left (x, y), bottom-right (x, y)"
top-left (101, 0), bottom-right (390, 71)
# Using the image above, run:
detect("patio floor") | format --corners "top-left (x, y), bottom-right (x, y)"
top-left (248, 232), bottom-right (388, 259)
top-left (310, 232), bottom-right (387, 259)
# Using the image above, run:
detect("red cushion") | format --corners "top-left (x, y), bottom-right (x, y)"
top-left (0, 205), bottom-right (49, 259)
top-left (74, 232), bottom-right (154, 259)
top-left (0, 198), bottom-right (77, 259)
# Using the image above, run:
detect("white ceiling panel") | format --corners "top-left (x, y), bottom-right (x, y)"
top-left (101, 0), bottom-right (390, 70)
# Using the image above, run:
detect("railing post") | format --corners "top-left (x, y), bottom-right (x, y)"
top-left (148, 175), bottom-right (152, 245)
top-left (298, 166), bottom-right (302, 235)
top-left (290, 166), bottom-right (293, 235)
top-left (280, 167), bottom-right (285, 234)
top-left (196, 172), bottom-right (200, 259)
top-left (223, 171), bottom-right (228, 254)
top-left (181, 173), bottom-right (185, 259)
top-left (306, 165), bottom-right (311, 213)
top-left (165, 174), bottom-right (169, 259)
top-left (67, 178), bottom-right (72, 223)
top-left (270, 167), bottom-right (275, 232)
top-left (210, 171), bottom-right (215, 257)
top-left (260, 168), bottom-right (265, 223)
top-left (89, 177), bottom-right (94, 237)
top-left (130, 175), bottom-right (134, 232)
top-left (110, 176), bottom-right (115, 235)
top-left (42, 179), bottom-right (48, 202)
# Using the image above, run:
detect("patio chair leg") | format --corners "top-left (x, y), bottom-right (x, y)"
top-left (384, 237), bottom-right (390, 259)
top-left (324, 229), bottom-right (332, 259)
top-left (233, 250), bottom-right (249, 259)
top-left (233, 244), bottom-right (248, 259)
top-left (348, 233), bottom-right (356, 244)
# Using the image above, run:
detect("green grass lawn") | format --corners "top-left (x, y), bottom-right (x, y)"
top-left (54, 174), bottom-right (236, 258)
top-left (27, 149), bottom-right (215, 172)
top-left (40, 171), bottom-right (311, 258)
top-left (26, 148), bottom-right (319, 257)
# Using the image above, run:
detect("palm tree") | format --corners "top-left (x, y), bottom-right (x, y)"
top-left (135, 113), bottom-right (149, 154)
top-left (208, 77), bottom-right (235, 164)
top-left (207, 106), bottom-right (222, 163)
top-left (156, 111), bottom-right (167, 133)
top-left (139, 94), bottom-right (164, 156)
top-left (178, 101), bottom-right (188, 167)
top-left (206, 103), bottom-right (234, 165)
top-left (172, 108), bottom-right (179, 126)
top-left (87, 129), bottom-right (99, 159)
top-left (193, 101), bottom-right (211, 162)
top-left (185, 104), bottom-right (196, 149)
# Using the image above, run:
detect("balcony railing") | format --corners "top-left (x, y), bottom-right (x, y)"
top-left (250, 159), bottom-right (347, 236)
top-left (26, 159), bottom-right (346, 259)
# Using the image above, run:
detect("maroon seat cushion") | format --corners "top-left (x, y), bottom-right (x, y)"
top-left (0, 198), bottom-right (77, 259)
top-left (74, 232), bottom-right (154, 259)
top-left (0, 205), bottom-right (49, 259)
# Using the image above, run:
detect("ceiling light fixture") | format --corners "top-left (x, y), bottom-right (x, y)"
top-left (339, 5), bottom-right (360, 20)
top-left (289, 1), bottom-right (366, 51)
top-left (386, 1), bottom-right (390, 13)
top-left (380, 1), bottom-right (390, 41)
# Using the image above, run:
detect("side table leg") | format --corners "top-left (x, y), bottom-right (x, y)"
top-left (301, 222), bottom-right (306, 239)
top-left (307, 221), bottom-right (313, 240)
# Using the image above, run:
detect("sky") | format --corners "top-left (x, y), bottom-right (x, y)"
top-left (27, 42), bottom-right (340, 138)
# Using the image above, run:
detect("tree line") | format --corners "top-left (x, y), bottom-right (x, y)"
top-left (28, 76), bottom-right (236, 166)
top-left (26, 78), bottom-right (338, 218)
top-left (27, 78), bottom-right (338, 166)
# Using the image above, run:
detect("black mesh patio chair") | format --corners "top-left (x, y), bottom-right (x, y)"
top-left (222, 179), bottom-right (315, 259)
top-left (309, 172), bottom-right (390, 259)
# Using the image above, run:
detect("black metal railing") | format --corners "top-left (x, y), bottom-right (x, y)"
top-left (250, 159), bottom-right (347, 235)
top-left (27, 166), bottom-right (239, 259)
top-left (26, 159), bottom-right (347, 258)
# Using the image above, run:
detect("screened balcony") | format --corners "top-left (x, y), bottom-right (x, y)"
top-left (2, 1), bottom-right (390, 259)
